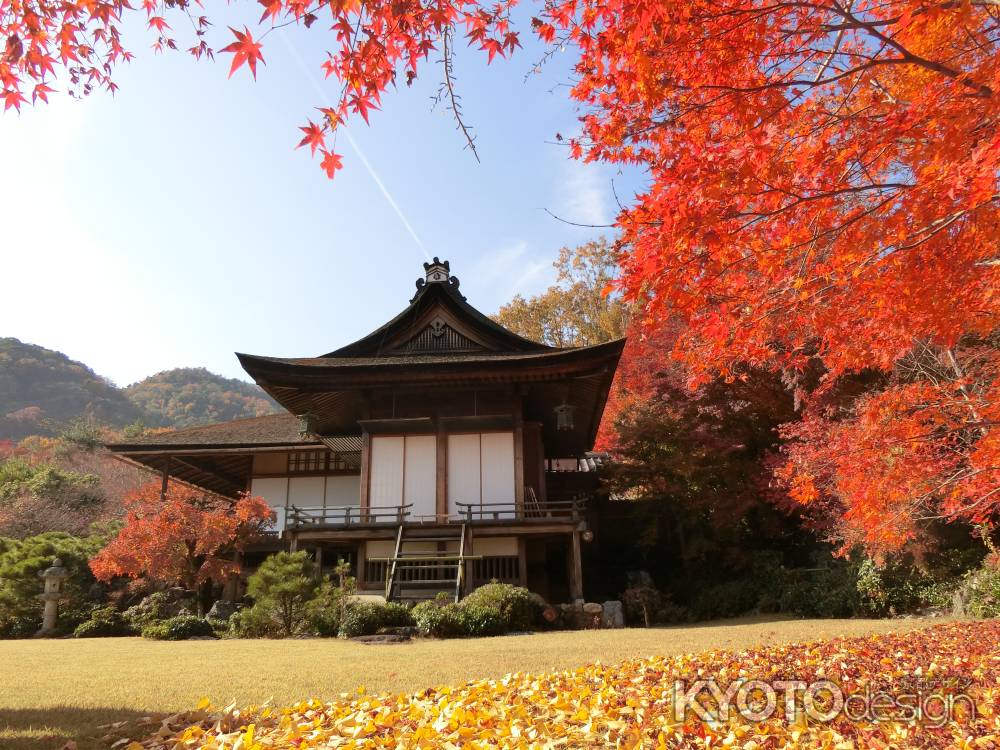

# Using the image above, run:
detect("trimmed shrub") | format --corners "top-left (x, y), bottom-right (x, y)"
top-left (142, 615), bottom-right (215, 640)
top-left (307, 581), bottom-right (348, 638)
top-left (460, 583), bottom-right (537, 631)
top-left (123, 591), bottom-right (188, 631)
top-left (73, 607), bottom-right (134, 638)
top-left (227, 606), bottom-right (278, 638)
top-left (459, 603), bottom-right (506, 637)
top-left (412, 601), bottom-right (465, 638)
top-left (338, 601), bottom-right (415, 638)
top-left (381, 601), bottom-right (415, 628)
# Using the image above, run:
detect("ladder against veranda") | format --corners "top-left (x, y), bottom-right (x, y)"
top-left (381, 523), bottom-right (478, 603)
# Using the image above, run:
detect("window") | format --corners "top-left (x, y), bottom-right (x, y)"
top-left (287, 450), bottom-right (361, 473)
top-left (288, 451), bottom-right (326, 473)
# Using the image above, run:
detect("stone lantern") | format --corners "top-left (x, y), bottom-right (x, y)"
top-left (36, 558), bottom-right (69, 636)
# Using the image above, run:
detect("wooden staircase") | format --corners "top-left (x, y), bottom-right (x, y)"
top-left (383, 523), bottom-right (475, 603)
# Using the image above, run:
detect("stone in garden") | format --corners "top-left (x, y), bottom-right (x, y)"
top-left (601, 600), bottom-right (624, 629)
top-left (207, 600), bottom-right (238, 622)
top-left (378, 625), bottom-right (418, 637)
top-left (352, 634), bottom-right (412, 644)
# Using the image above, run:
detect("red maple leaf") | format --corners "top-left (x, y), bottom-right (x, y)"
top-left (220, 26), bottom-right (264, 79)
top-left (297, 120), bottom-right (325, 155)
top-left (320, 149), bottom-right (343, 178)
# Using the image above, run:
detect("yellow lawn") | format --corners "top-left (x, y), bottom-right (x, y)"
top-left (0, 615), bottom-right (944, 750)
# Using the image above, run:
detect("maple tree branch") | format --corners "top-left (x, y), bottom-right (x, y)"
top-left (438, 26), bottom-right (480, 163)
top-left (542, 207), bottom-right (616, 228)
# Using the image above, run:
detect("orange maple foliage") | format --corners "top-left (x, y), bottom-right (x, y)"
top-left (4, 0), bottom-right (998, 552)
top-left (89, 481), bottom-right (273, 592)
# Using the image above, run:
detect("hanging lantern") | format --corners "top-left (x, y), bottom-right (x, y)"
top-left (554, 400), bottom-right (577, 431)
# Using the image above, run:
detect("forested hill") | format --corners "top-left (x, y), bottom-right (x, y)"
top-left (0, 338), bottom-right (279, 440)
top-left (0, 338), bottom-right (145, 440)
top-left (125, 368), bottom-right (279, 429)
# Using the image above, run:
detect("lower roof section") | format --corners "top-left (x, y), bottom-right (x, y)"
top-left (106, 414), bottom-right (362, 498)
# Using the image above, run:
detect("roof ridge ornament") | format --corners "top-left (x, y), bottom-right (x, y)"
top-left (412, 257), bottom-right (464, 301)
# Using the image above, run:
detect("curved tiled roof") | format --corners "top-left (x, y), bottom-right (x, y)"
top-left (108, 413), bottom-right (326, 450)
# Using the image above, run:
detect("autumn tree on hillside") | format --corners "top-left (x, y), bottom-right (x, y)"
top-left (494, 239), bottom-right (629, 347)
top-left (90, 482), bottom-right (272, 613)
top-left (5, 0), bottom-right (998, 553)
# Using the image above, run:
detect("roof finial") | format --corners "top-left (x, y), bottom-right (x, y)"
top-left (423, 257), bottom-right (450, 283)
top-left (413, 257), bottom-right (463, 301)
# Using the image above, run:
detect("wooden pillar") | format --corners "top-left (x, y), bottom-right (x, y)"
top-left (160, 457), bottom-right (171, 501)
top-left (536, 426), bottom-right (547, 502)
top-left (517, 537), bottom-right (528, 588)
top-left (314, 545), bottom-right (323, 578)
top-left (289, 533), bottom-right (299, 552)
top-left (436, 421), bottom-right (448, 520)
top-left (568, 531), bottom-right (583, 601)
top-left (359, 432), bottom-right (372, 513)
top-left (512, 395), bottom-right (525, 512)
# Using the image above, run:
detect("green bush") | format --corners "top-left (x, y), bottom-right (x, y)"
top-left (458, 603), bottom-right (505, 637)
top-left (412, 600), bottom-right (466, 638)
top-left (381, 601), bottom-right (415, 628)
top-left (142, 615), bottom-right (215, 640)
top-left (0, 530), bottom-right (108, 636)
top-left (227, 605), bottom-right (278, 638)
top-left (73, 607), bottom-right (134, 638)
top-left (856, 556), bottom-right (958, 616)
top-left (691, 580), bottom-right (759, 620)
top-left (961, 563), bottom-right (1000, 618)
top-left (246, 551), bottom-right (318, 638)
top-left (460, 583), bottom-right (537, 631)
top-left (122, 591), bottom-right (188, 631)
top-left (307, 581), bottom-right (348, 637)
top-left (338, 601), bottom-right (415, 638)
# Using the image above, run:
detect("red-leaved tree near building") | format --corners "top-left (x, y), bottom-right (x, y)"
top-left (5, 0), bottom-right (998, 553)
top-left (89, 482), bottom-right (273, 613)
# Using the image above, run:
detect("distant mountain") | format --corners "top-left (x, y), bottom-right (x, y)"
top-left (0, 338), bottom-right (146, 440)
top-left (0, 338), bottom-right (281, 441)
top-left (125, 367), bottom-right (280, 429)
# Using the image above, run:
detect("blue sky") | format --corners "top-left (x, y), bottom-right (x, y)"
top-left (0, 6), bottom-right (643, 386)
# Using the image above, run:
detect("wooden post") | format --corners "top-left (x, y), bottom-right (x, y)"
top-left (314, 545), bottom-right (323, 578)
top-left (436, 422), bottom-right (448, 521)
top-left (289, 533), bottom-right (299, 553)
top-left (517, 537), bottom-right (528, 588)
top-left (568, 531), bottom-right (583, 601)
top-left (359, 432), bottom-right (372, 516)
top-left (160, 457), bottom-right (171, 501)
top-left (512, 395), bottom-right (525, 514)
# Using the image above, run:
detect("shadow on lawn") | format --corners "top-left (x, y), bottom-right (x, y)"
top-left (0, 706), bottom-right (165, 750)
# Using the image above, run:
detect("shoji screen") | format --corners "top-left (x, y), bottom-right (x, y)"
top-left (403, 435), bottom-right (437, 519)
top-left (369, 434), bottom-right (437, 516)
top-left (369, 436), bottom-right (404, 508)
top-left (447, 433), bottom-right (481, 514)
top-left (481, 432), bottom-right (515, 517)
top-left (447, 432), bottom-right (516, 517)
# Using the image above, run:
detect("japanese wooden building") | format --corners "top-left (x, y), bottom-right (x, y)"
top-left (108, 259), bottom-right (625, 603)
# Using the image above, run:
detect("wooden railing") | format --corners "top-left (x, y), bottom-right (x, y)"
top-left (284, 498), bottom-right (586, 530)
top-left (286, 504), bottom-right (411, 529)
top-left (454, 498), bottom-right (585, 522)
